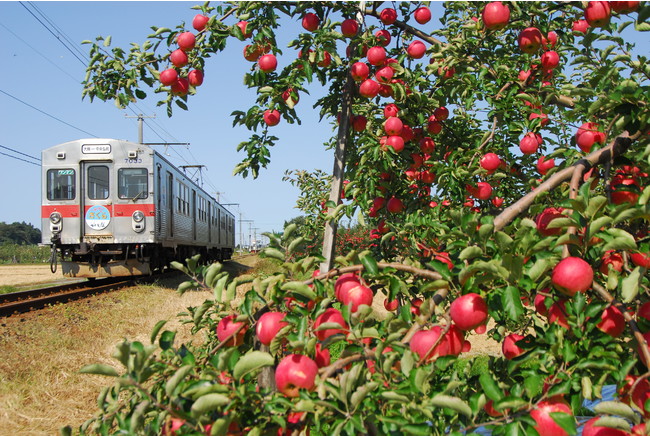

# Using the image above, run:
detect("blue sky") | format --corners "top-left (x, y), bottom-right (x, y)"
top-left (0, 1), bottom-right (336, 245)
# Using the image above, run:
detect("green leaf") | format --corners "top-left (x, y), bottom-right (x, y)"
top-left (502, 286), bottom-right (525, 321)
top-left (549, 412), bottom-right (576, 435)
top-left (281, 281), bottom-right (317, 300)
top-left (261, 247), bottom-right (285, 261)
top-left (150, 320), bottom-right (167, 344)
top-left (79, 363), bottom-right (119, 377)
top-left (459, 246), bottom-right (483, 261)
top-left (403, 424), bottom-right (432, 435)
top-left (233, 351), bottom-right (275, 380)
top-left (204, 263), bottom-right (223, 287)
top-left (103, 35), bottom-right (112, 47)
top-left (528, 258), bottom-right (549, 282)
top-left (428, 394), bottom-right (473, 418)
top-left (621, 267), bottom-right (641, 303)
top-left (381, 391), bottom-right (410, 403)
top-left (594, 401), bottom-right (637, 421)
top-left (479, 373), bottom-right (503, 401)
top-left (592, 416), bottom-right (632, 432)
top-left (170, 261), bottom-right (188, 274)
top-left (165, 365), bottom-right (193, 398)
top-left (190, 393), bottom-right (230, 416)
top-left (359, 251), bottom-right (379, 275)
top-left (401, 350), bottom-right (414, 376)
top-left (603, 228), bottom-right (637, 251)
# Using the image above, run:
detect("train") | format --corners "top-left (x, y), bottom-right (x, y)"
top-left (41, 138), bottom-right (235, 278)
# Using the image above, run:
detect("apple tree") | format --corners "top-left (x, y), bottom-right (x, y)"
top-left (73, 2), bottom-right (650, 435)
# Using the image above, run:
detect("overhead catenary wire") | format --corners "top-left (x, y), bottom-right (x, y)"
top-left (0, 151), bottom-right (40, 167)
top-left (26, 2), bottom-right (89, 63)
top-left (19, 1), bottom-right (88, 67)
top-left (0, 89), bottom-right (98, 138)
top-left (0, 144), bottom-right (39, 162)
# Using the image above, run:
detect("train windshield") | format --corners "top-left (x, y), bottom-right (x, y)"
top-left (46, 169), bottom-right (75, 200)
top-left (88, 165), bottom-right (109, 199)
top-left (118, 168), bottom-right (148, 199)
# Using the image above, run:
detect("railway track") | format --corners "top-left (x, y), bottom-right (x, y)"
top-left (0, 274), bottom-right (173, 317)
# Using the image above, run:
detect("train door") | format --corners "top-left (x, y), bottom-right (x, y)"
top-left (81, 161), bottom-right (113, 237)
top-left (192, 189), bottom-right (197, 241)
top-left (167, 172), bottom-right (174, 238)
top-left (156, 165), bottom-right (162, 236)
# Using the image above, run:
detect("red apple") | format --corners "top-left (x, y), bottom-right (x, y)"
top-left (518, 27), bottom-right (543, 54)
top-left (414, 7), bottom-right (431, 24)
top-left (573, 19), bottom-right (590, 33)
top-left (449, 293), bottom-right (488, 332)
top-left (529, 112), bottom-right (550, 126)
top-left (427, 120), bottom-right (442, 134)
top-left (610, 1), bottom-right (639, 13)
top-left (387, 197), bottom-right (404, 213)
top-left (177, 32), bottom-right (196, 51)
top-left (375, 65), bottom-right (394, 83)
top-left (600, 250), bottom-right (624, 274)
top-left (367, 46), bottom-right (387, 66)
top-left (552, 257), bottom-right (594, 297)
top-left (379, 7), bottom-right (397, 25)
top-left (341, 19), bottom-right (359, 37)
top-left (384, 103), bottom-right (399, 118)
top-left (375, 29), bottom-right (391, 46)
top-left (576, 122), bottom-right (605, 153)
top-left (275, 354), bottom-right (318, 397)
top-left (386, 135), bottom-right (405, 152)
top-left (492, 197), bottom-right (504, 207)
top-left (582, 416), bottom-right (629, 436)
top-left (359, 79), bottom-right (380, 98)
top-left (384, 117), bottom-right (403, 135)
top-left (632, 423), bottom-right (647, 435)
top-left (585, 1), bottom-right (612, 27)
top-left (170, 49), bottom-right (188, 68)
top-left (544, 31), bottom-right (559, 49)
top-left (410, 327), bottom-right (445, 361)
top-left (335, 273), bottom-right (360, 302)
top-left (313, 308), bottom-right (347, 341)
top-left (384, 298), bottom-right (399, 311)
top-left (597, 305), bottom-right (626, 337)
top-left (263, 109), bottom-right (281, 126)
top-left (282, 88), bottom-right (299, 106)
top-left (630, 251), bottom-right (650, 268)
top-left (520, 132), bottom-right (543, 154)
top-left (192, 14), bottom-right (209, 32)
top-left (258, 54), bottom-right (277, 73)
top-left (256, 311), bottom-right (288, 345)
top-left (171, 77), bottom-right (189, 96)
top-left (302, 12), bottom-right (319, 31)
top-left (159, 68), bottom-right (178, 86)
top-left (536, 207), bottom-right (564, 236)
top-left (188, 69), bottom-right (204, 86)
top-left (236, 20), bottom-right (252, 38)
top-left (541, 51), bottom-right (560, 69)
top-left (317, 51), bottom-right (331, 68)
top-left (480, 153), bottom-right (501, 171)
top-left (217, 315), bottom-right (247, 346)
top-left (419, 137), bottom-right (435, 153)
top-left (314, 343), bottom-right (330, 368)
top-left (339, 283), bottom-right (374, 313)
top-left (530, 397), bottom-right (573, 436)
top-left (243, 44), bottom-right (263, 62)
top-left (502, 333), bottom-right (526, 359)
top-left (350, 62), bottom-right (370, 81)
top-left (482, 1), bottom-right (510, 30)
top-left (352, 114), bottom-right (367, 132)
top-left (434, 106), bottom-right (449, 121)
top-left (407, 40), bottom-right (426, 59)
top-left (537, 155), bottom-right (555, 175)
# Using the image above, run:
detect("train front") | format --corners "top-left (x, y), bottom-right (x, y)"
top-left (42, 139), bottom-right (155, 277)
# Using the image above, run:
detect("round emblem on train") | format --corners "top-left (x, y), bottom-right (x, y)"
top-left (85, 205), bottom-right (111, 230)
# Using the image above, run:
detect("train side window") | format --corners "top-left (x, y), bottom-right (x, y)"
top-left (88, 166), bottom-right (109, 200)
top-left (47, 169), bottom-right (75, 200)
top-left (118, 168), bottom-right (148, 199)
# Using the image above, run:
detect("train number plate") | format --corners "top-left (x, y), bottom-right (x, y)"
top-left (82, 144), bottom-right (111, 154)
top-left (84, 235), bottom-right (113, 242)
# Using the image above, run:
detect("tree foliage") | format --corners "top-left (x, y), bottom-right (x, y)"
top-left (73, 2), bottom-right (650, 435)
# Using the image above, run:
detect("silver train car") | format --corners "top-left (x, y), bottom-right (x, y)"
top-left (41, 138), bottom-right (235, 277)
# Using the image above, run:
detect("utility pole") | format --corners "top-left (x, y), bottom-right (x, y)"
top-left (239, 216), bottom-right (253, 251)
top-left (124, 113), bottom-right (156, 144)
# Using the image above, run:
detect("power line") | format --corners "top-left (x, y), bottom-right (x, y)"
top-left (19, 1), bottom-right (87, 67)
top-left (0, 89), bottom-right (98, 137)
top-left (0, 21), bottom-right (80, 83)
top-left (0, 144), bottom-right (39, 161)
top-left (0, 151), bottom-right (40, 167)
top-left (27, 2), bottom-right (89, 62)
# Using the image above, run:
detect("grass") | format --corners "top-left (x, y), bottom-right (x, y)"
top-left (0, 256), bottom-right (258, 435)
top-left (0, 285), bottom-right (18, 295)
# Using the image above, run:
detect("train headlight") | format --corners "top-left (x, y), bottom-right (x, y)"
top-left (50, 212), bottom-right (62, 224)
top-left (132, 210), bottom-right (145, 222)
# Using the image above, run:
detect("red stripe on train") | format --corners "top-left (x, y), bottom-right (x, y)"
top-left (42, 204), bottom-right (155, 218)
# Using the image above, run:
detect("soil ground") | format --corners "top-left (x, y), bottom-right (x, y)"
top-left (0, 260), bottom-right (502, 435)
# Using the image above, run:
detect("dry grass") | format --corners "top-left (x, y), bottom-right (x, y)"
top-left (0, 257), bottom-right (257, 435)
